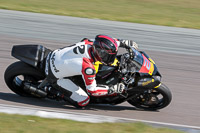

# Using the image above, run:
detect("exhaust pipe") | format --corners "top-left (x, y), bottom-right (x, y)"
top-left (24, 83), bottom-right (47, 98)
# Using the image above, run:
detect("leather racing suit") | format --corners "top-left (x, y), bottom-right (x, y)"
top-left (45, 38), bottom-right (137, 107)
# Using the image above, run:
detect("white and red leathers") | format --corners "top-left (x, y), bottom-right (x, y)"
top-left (45, 38), bottom-right (138, 107)
top-left (45, 39), bottom-right (120, 107)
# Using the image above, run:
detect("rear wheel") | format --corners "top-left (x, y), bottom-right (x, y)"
top-left (4, 61), bottom-right (45, 97)
top-left (128, 83), bottom-right (172, 110)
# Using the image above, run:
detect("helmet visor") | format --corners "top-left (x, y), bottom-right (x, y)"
top-left (96, 47), bottom-right (116, 65)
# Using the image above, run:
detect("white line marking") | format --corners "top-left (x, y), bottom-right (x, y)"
top-left (0, 104), bottom-right (199, 130)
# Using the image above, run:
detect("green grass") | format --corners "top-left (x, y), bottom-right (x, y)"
top-left (0, 113), bottom-right (184, 133)
top-left (0, 0), bottom-right (200, 29)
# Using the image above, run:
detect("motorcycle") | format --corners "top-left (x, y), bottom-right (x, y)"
top-left (4, 44), bottom-right (172, 110)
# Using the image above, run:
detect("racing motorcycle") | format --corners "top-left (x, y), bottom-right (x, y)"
top-left (4, 45), bottom-right (172, 110)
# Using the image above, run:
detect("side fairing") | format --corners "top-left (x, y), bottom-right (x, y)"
top-left (132, 49), bottom-right (159, 76)
top-left (139, 54), bottom-right (154, 75)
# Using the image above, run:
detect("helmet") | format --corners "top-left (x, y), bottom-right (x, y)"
top-left (92, 35), bottom-right (118, 65)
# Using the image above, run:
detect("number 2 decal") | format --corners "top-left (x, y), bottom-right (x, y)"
top-left (73, 45), bottom-right (85, 54)
top-left (144, 58), bottom-right (151, 70)
top-left (139, 54), bottom-right (154, 75)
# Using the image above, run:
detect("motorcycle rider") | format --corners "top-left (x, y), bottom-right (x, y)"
top-left (45, 35), bottom-right (138, 107)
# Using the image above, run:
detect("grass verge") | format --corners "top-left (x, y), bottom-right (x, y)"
top-left (0, 0), bottom-right (199, 29)
top-left (0, 113), bottom-right (184, 133)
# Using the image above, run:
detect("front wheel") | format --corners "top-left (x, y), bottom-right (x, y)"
top-left (128, 83), bottom-right (172, 110)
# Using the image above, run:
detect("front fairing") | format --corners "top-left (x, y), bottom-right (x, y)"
top-left (95, 48), bottom-right (161, 85)
top-left (130, 48), bottom-right (160, 77)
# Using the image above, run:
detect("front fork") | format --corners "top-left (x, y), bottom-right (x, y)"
top-left (121, 81), bottom-right (162, 104)
top-left (118, 75), bottom-right (161, 102)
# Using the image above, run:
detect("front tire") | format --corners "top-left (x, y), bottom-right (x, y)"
top-left (4, 61), bottom-right (45, 97)
top-left (128, 83), bottom-right (172, 110)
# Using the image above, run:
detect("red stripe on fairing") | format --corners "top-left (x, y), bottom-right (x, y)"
top-left (98, 35), bottom-right (118, 51)
top-left (78, 96), bottom-right (90, 106)
top-left (139, 54), bottom-right (151, 73)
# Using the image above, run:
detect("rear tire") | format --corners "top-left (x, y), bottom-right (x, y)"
top-left (4, 61), bottom-right (45, 97)
top-left (128, 83), bottom-right (172, 110)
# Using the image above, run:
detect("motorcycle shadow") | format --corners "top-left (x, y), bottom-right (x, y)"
top-left (0, 92), bottom-right (157, 112)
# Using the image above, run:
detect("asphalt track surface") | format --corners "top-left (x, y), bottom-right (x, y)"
top-left (0, 10), bottom-right (200, 131)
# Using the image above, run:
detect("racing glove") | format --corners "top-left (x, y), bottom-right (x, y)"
top-left (108, 83), bottom-right (125, 95)
top-left (119, 39), bottom-right (138, 50)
